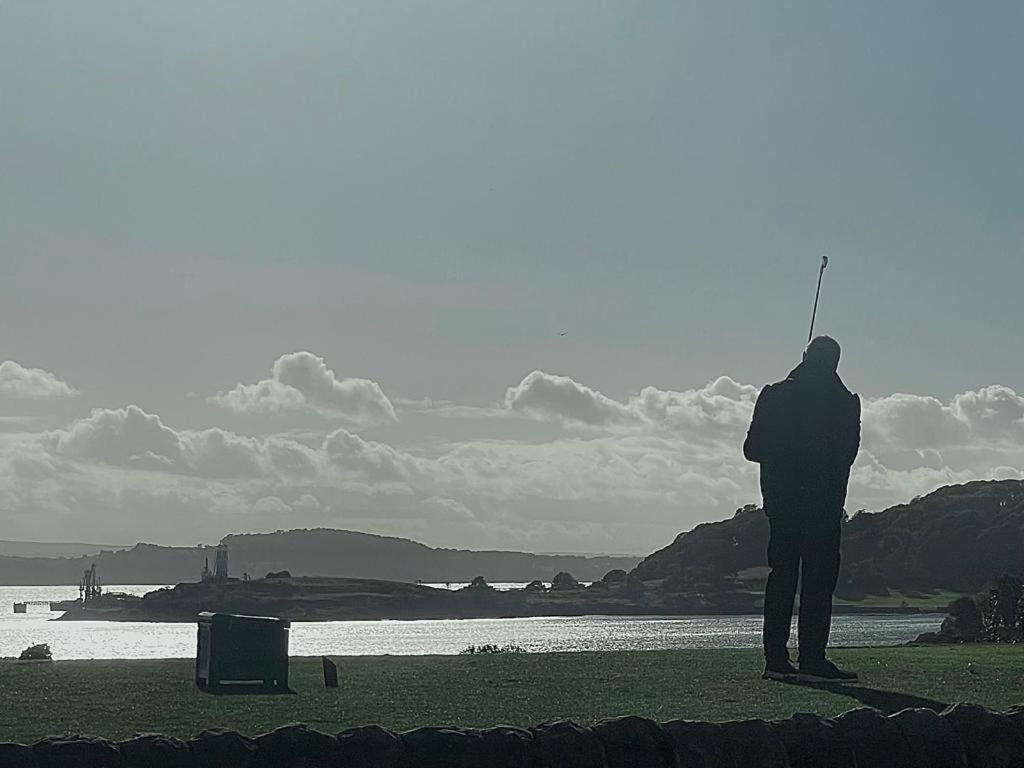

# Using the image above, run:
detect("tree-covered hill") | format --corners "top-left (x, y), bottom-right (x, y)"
top-left (632, 479), bottom-right (1024, 601)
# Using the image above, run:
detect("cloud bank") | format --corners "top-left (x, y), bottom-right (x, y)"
top-left (1, 353), bottom-right (1023, 554)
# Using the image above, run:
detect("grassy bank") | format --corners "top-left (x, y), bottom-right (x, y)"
top-left (0, 647), bottom-right (1021, 743)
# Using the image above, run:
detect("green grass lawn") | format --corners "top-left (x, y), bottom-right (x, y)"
top-left (835, 590), bottom-right (964, 611)
top-left (1, 647), bottom-right (1023, 743)
top-left (735, 584), bottom-right (963, 612)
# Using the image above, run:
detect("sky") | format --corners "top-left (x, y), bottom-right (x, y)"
top-left (0, 1), bottom-right (1021, 554)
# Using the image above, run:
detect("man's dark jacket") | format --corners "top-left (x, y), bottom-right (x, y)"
top-left (743, 362), bottom-right (860, 518)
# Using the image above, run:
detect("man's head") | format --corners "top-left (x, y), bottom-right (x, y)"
top-left (803, 335), bottom-right (841, 372)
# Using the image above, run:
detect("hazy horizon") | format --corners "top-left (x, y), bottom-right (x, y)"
top-left (0, 533), bottom-right (645, 559)
top-left (2, 2), bottom-right (1022, 554)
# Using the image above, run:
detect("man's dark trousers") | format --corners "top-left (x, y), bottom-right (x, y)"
top-left (763, 511), bottom-right (841, 665)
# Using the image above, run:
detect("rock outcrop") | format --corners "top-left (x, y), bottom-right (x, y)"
top-left (7, 705), bottom-right (1024, 767)
top-left (914, 596), bottom-right (986, 644)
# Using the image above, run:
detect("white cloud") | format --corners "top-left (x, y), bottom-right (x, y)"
top-left (0, 361), bottom-right (78, 400)
top-left (862, 385), bottom-right (1024, 471)
top-left (182, 428), bottom-right (267, 478)
top-left (252, 496), bottom-right (293, 516)
top-left (213, 379), bottom-right (306, 413)
top-left (322, 427), bottom-right (420, 486)
top-left (504, 371), bottom-right (758, 435)
top-left (264, 437), bottom-right (320, 479)
top-left (863, 393), bottom-right (967, 450)
top-left (437, 434), bottom-right (750, 516)
top-left (46, 406), bottom-right (416, 485)
top-left (848, 450), bottom-right (979, 511)
top-left (952, 385), bottom-right (1024, 440)
top-left (210, 352), bottom-right (397, 424)
top-left (291, 493), bottom-right (327, 515)
top-left (50, 406), bottom-right (269, 477)
top-left (505, 371), bottom-right (640, 426)
top-left (52, 405), bottom-right (185, 471)
top-left (628, 376), bottom-right (758, 436)
top-left (422, 496), bottom-right (475, 521)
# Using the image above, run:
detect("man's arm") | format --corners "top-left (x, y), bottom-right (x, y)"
top-left (839, 393), bottom-right (861, 467)
top-left (743, 385), bottom-right (777, 464)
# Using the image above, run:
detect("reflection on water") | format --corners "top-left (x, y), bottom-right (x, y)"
top-left (0, 585), bottom-right (941, 660)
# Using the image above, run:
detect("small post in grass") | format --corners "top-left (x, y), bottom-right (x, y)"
top-left (322, 656), bottom-right (339, 688)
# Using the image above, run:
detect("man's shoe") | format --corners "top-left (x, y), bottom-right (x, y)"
top-left (795, 659), bottom-right (858, 683)
top-left (762, 658), bottom-right (799, 681)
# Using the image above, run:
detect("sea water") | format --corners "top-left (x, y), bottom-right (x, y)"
top-left (0, 585), bottom-right (942, 660)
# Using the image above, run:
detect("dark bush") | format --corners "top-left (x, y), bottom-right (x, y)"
top-left (601, 569), bottom-right (628, 584)
top-left (18, 644), bottom-right (52, 661)
top-left (459, 644), bottom-right (525, 655)
top-left (462, 576), bottom-right (492, 591)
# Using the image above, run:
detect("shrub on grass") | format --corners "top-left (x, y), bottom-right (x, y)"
top-left (18, 643), bottom-right (52, 661)
top-left (459, 644), bottom-right (525, 655)
top-left (985, 575), bottom-right (1024, 642)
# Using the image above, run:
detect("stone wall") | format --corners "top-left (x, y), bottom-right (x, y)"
top-left (1, 703), bottom-right (1023, 767)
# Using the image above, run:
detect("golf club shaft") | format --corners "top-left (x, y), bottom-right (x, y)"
top-left (807, 258), bottom-right (827, 343)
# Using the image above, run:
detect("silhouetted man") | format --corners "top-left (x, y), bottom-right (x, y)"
top-left (744, 336), bottom-right (860, 683)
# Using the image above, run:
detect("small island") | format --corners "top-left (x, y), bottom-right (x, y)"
top-left (56, 570), bottom-right (720, 622)
top-left (57, 568), bottom-right (925, 623)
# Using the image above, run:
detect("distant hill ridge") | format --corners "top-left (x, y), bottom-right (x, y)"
top-left (4, 479), bottom-right (1016, 595)
top-left (632, 479), bottom-right (1024, 599)
top-left (0, 540), bottom-right (128, 559)
top-left (0, 528), bottom-right (640, 586)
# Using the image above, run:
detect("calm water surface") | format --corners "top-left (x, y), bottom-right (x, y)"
top-left (0, 585), bottom-right (941, 660)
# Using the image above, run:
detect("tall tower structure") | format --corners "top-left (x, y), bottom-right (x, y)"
top-left (80, 563), bottom-right (102, 603)
top-left (214, 544), bottom-right (229, 581)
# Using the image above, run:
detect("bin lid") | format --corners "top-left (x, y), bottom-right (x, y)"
top-left (196, 611), bottom-right (291, 628)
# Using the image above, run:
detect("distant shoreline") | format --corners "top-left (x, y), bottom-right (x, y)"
top-left (53, 606), bottom-right (931, 623)
top-left (50, 576), bottom-right (932, 623)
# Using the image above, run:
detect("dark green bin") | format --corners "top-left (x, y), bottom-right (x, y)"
top-left (196, 612), bottom-right (290, 692)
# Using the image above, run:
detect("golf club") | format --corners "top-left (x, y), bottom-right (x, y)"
top-left (807, 255), bottom-right (829, 343)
